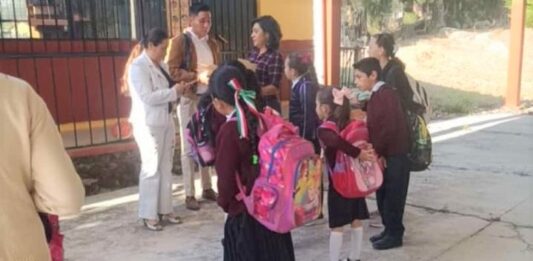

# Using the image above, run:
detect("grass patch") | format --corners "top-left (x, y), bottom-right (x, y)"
top-left (506, 0), bottom-right (533, 28)
top-left (424, 84), bottom-right (503, 117)
top-left (403, 11), bottom-right (418, 25)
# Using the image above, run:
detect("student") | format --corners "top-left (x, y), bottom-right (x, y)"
top-left (353, 57), bottom-right (410, 250)
top-left (248, 15), bottom-right (284, 113)
top-left (285, 52), bottom-right (320, 153)
top-left (165, 3), bottom-right (220, 210)
top-left (368, 33), bottom-right (424, 114)
top-left (316, 87), bottom-right (375, 261)
top-left (210, 66), bottom-right (295, 261)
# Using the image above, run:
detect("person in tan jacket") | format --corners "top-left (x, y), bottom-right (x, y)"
top-left (165, 3), bottom-right (220, 210)
top-left (0, 73), bottom-right (85, 261)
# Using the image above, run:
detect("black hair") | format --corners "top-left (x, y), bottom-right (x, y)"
top-left (353, 57), bottom-right (382, 79)
top-left (252, 15), bottom-right (282, 51)
top-left (223, 60), bottom-right (265, 111)
top-left (372, 32), bottom-right (405, 68)
top-left (316, 87), bottom-right (351, 130)
top-left (140, 27), bottom-right (168, 48)
top-left (189, 3), bottom-right (210, 16)
top-left (286, 52), bottom-right (318, 86)
top-left (209, 65), bottom-right (260, 186)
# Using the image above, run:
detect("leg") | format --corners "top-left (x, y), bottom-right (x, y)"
top-left (178, 96), bottom-right (196, 198)
top-left (134, 126), bottom-right (163, 221)
top-left (158, 121), bottom-right (175, 215)
top-left (329, 227), bottom-right (344, 261)
top-left (349, 220), bottom-right (363, 261)
top-left (201, 166), bottom-right (218, 201)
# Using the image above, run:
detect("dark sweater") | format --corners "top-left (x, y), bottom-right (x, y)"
top-left (289, 75), bottom-right (319, 144)
top-left (318, 119), bottom-right (361, 169)
top-left (366, 84), bottom-right (409, 157)
top-left (215, 120), bottom-right (256, 217)
top-left (381, 59), bottom-right (424, 114)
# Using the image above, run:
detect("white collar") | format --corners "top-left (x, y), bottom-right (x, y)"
top-left (225, 110), bottom-right (236, 122)
top-left (186, 27), bottom-right (209, 41)
top-left (371, 81), bottom-right (386, 93)
top-left (291, 76), bottom-right (303, 89)
top-left (141, 51), bottom-right (163, 68)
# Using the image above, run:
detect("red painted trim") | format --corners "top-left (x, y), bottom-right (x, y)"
top-left (67, 141), bottom-right (138, 158)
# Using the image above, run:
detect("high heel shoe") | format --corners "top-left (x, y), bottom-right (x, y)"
top-left (160, 214), bottom-right (182, 225)
top-left (143, 219), bottom-right (163, 231)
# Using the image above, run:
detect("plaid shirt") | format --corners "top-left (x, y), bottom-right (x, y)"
top-left (248, 49), bottom-right (284, 88)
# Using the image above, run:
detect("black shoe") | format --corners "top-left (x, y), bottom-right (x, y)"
top-left (369, 230), bottom-right (387, 243)
top-left (372, 235), bottom-right (403, 250)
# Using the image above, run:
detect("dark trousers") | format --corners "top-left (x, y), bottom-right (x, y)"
top-left (376, 154), bottom-right (411, 238)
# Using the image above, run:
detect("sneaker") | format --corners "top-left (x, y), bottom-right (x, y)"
top-left (202, 189), bottom-right (218, 201)
top-left (185, 196), bottom-right (200, 211)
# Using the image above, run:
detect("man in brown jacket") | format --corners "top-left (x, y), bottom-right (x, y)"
top-left (0, 73), bottom-right (85, 260)
top-left (165, 3), bottom-right (220, 210)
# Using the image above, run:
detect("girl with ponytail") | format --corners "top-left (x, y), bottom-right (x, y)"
top-left (209, 65), bottom-right (295, 261)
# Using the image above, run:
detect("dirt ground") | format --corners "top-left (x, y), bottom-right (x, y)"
top-left (397, 27), bottom-right (533, 107)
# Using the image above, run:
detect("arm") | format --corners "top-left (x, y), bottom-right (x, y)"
top-left (214, 125), bottom-right (240, 213)
top-left (28, 87), bottom-right (85, 216)
top-left (370, 91), bottom-right (402, 156)
top-left (388, 67), bottom-right (415, 112)
top-left (165, 35), bottom-right (196, 82)
top-left (300, 82), bottom-right (318, 140)
top-left (129, 63), bottom-right (178, 106)
top-left (261, 53), bottom-right (284, 96)
top-left (318, 128), bottom-right (361, 158)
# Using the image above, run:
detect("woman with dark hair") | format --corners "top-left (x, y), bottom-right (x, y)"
top-left (126, 28), bottom-right (192, 231)
top-left (210, 65), bottom-right (295, 261)
top-left (248, 15), bottom-right (284, 113)
top-left (368, 33), bottom-right (424, 114)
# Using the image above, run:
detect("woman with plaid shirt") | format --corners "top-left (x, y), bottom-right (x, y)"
top-left (248, 15), bottom-right (284, 113)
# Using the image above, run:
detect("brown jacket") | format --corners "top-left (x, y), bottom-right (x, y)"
top-left (165, 32), bottom-right (220, 82)
top-left (0, 73), bottom-right (85, 261)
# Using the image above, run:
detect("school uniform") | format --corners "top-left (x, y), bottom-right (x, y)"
top-left (215, 117), bottom-right (295, 261)
top-left (318, 119), bottom-right (370, 228)
top-left (128, 52), bottom-right (179, 220)
top-left (248, 49), bottom-right (284, 113)
top-left (365, 81), bottom-right (410, 239)
top-left (289, 75), bottom-right (320, 153)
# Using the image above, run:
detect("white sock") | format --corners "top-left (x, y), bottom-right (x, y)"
top-left (348, 227), bottom-right (363, 261)
top-left (329, 231), bottom-right (343, 261)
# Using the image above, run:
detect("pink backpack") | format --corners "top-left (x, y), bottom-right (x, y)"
top-left (320, 120), bottom-right (383, 198)
top-left (236, 108), bottom-right (323, 233)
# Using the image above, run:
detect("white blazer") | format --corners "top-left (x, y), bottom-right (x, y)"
top-left (128, 52), bottom-right (179, 127)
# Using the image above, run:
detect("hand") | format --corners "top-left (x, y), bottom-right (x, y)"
top-left (185, 71), bottom-right (197, 81)
top-left (350, 109), bottom-right (367, 120)
top-left (197, 71), bottom-right (210, 85)
top-left (379, 157), bottom-right (387, 169)
top-left (237, 58), bottom-right (257, 72)
top-left (173, 82), bottom-right (187, 95)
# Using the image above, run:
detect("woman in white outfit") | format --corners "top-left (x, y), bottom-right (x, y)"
top-left (125, 28), bottom-right (192, 231)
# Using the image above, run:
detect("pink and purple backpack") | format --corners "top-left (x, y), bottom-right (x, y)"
top-left (320, 120), bottom-right (383, 198)
top-left (236, 108), bottom-right (323, 233)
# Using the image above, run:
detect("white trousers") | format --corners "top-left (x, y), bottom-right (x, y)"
top-left (134, 119), bottom-right (175, 220)
top-left (177, 96), bottom-right (212, 197)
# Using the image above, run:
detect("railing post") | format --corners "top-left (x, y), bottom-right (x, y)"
top-left (505, 0), bottom-right (525, 109)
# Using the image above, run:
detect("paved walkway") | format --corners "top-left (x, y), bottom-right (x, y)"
top-left (61, 112), bottom-right (533, 261)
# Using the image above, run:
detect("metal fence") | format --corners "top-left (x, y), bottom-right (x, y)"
top-left (0, 0), bottom-right (256, 149)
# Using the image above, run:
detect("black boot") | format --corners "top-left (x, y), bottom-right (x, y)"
top-left (369, 230), bottom-right (387, 243)
top-left (372, 235), bottom-right (403, 250)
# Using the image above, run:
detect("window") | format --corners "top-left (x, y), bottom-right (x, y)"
top-left (0, 0), bottom-right (133, 39)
